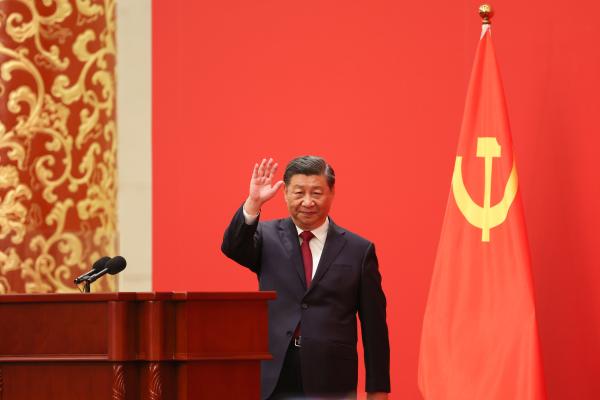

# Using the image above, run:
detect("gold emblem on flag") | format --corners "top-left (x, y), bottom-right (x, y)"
top-left (452, 137), bottom-right (518, 242)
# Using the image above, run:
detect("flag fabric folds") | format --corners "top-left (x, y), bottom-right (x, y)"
top-left (418, 24), bottom-right (547, 400)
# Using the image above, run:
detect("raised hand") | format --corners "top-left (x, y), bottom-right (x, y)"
top-left (244, 158), bottom-right (284, 216)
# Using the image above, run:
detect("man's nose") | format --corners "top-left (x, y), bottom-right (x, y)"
top-left (301, 196), bottom-right (315, 207)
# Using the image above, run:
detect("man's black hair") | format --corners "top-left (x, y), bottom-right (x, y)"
top-left (283, 155), bottom-right (335, 189)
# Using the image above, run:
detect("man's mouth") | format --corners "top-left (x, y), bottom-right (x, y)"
top-left (299, 211), bottom-right (317, 215)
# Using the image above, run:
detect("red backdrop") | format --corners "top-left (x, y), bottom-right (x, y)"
top-left (152, 1), bottom-right (600, 399)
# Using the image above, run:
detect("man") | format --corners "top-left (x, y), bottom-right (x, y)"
top-left (222, 156), bottom-right (390, 399)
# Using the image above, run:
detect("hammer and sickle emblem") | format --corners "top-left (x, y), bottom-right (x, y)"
top-left (452, 137), bottom-right (518, 242)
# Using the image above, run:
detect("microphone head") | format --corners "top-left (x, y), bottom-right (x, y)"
top-left (106, 256), bottom-right (127, 275)
top-left (92, 256), bottom-right (111, 271)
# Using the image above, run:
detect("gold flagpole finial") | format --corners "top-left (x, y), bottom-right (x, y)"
top-left (479, 4), bottom-right (493, 25)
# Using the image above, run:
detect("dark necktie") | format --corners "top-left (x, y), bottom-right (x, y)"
top-left (293, 231), bottom-right (315, 342)
top-left (299, 231), bottom-right (315, 287)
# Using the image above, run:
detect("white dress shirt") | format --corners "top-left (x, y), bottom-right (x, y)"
top-left (243, 208), bottom-right (329, 278)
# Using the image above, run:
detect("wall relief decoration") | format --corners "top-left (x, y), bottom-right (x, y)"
top-left (0, 0), bottom-right (117, 293)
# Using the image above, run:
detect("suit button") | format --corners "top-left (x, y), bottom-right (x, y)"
top-left (301, 303), bottom-right (308, 310)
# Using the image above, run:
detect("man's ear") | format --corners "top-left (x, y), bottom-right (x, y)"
top-left (283, 185), bottom-right (289, 204)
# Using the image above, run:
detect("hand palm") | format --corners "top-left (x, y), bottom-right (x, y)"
top-left (248, 158), bottom-right (284, 204)
top-left (250, 177), bottom-right (279, 202)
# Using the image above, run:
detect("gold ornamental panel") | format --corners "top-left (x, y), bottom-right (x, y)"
top-left (0, 0), bottom-right (117, 293)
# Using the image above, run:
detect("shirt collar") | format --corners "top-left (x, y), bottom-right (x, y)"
top-left (294, 217), bottom-right (329, 244)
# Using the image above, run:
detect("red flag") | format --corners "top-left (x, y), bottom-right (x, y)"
top-left (418, 24), bottom-right (547, 400)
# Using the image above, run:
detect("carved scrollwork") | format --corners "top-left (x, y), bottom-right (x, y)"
top-left (149, 363), bottom-right (163, 400)
top-left (112, 363), bottom-right (125, 400)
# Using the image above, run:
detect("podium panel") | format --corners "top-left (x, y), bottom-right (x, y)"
top-left (0, 292), bottom-right (275, 399)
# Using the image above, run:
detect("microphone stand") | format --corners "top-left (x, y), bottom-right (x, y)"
top-left (81, 267), bottom-right (108, 293)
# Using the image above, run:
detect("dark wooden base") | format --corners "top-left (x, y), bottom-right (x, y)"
top-left (0, 292), bottom-right (274, 400)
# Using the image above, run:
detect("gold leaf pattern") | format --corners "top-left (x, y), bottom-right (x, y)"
top-left (5, 0), bottom-right (73, 70)
top-left (0, 0), bottom-right (117, 293)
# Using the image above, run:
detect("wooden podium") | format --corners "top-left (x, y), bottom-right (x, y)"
top-left (0, 292), bottom-right (275, 399)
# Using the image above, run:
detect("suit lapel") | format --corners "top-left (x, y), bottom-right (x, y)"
top-left (277, 218), bottom-right (307, 290)
top-left (306, 219), bottom-right (346, 296)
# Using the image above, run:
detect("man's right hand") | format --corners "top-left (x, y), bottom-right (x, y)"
top-left (244, 158), bottom-right (284, 216)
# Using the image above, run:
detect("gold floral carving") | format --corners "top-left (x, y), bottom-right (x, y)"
top-left (0, 0), bottom-right (117, 293)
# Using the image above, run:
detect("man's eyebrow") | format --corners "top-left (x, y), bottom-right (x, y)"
top-left (291, 183), bottom-right (326, 189)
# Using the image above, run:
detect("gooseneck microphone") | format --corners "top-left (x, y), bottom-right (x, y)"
top-left (85, 256), bottom-right (127, 284)
top-left (74, 256), bottom-right (111, 284)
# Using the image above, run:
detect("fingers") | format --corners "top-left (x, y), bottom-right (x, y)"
top-left (257, 158), bottom-right (267, 178)
top-left (255, 158), bottom-right (278, 181)
top-left (264, 158), bottom-right (274, 182)
top-left (272, 180), bottom-right (284, 192)
top-left (267, 162), bottom-right (278, 181)
top-left (264, 180), bottom-right (285, 202)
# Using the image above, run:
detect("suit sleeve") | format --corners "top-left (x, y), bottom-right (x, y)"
top-left (221, 204), bottom-right (262, 274)
top-left (358, 242), bottom-right (391, 393)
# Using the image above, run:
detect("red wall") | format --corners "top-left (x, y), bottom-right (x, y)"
top-left (152, 1), bottom-right (600, 399)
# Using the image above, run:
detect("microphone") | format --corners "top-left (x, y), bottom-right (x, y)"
top-left (85, 256), bottom-right (127, 284)
top-left (74, 256), bottom-right (111, 284)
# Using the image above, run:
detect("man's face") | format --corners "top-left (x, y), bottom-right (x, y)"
top-left (284, 174), bottom-right (334, 231)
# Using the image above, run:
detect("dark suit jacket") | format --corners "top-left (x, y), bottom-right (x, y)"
top-left (221, 205), bottom-right (390, 399)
